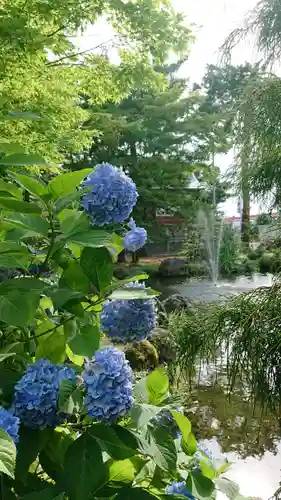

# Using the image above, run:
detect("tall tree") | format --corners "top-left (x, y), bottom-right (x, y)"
top-left (67, 61), bottom-right (230, 227)
top-left (198, 63), bottom-right (261, 247)
top-left (0, 0), bottom-right (191, 162)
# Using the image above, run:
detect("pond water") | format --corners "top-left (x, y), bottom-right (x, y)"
top-left (150, 273), bottom-right (280, 499)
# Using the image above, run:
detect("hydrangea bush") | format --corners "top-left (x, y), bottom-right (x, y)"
top-left (0, 154), bottom-right (244, 499)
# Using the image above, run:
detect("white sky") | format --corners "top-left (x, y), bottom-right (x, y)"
top-left (75, 0), bottom-right (265, 216)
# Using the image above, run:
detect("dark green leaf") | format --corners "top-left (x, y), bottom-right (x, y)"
top-left (16, 427), bottom-right (51, 482)
top-left (21, 488), bottom-right (64, 500)
top-left (88, 423), bottom-right (138, 460)
top-left (0, 242), bottom-right (30, 269)
top-left (0, 278), bottom-right (46, 291)
top-left (0, 368), bottom-right (23, 403)
top-left (68, 324), bottom-right (100, 358)
top-left (58, 380), bottom-right (82, 415)
top-left (0, 197), bottom-right (41, 214)
top-left (115, 487), bottom-right (159, 499)
top-left (80, 246), bottom-right (113, 293)
top-left (130, 403), bottom-right (162, 428)
top-left (13, 173), bottom-right (47, 199)
top-left (64, 432), bottom-right (106, 500)
top-left (0, 353), bottom-right (17, 363)
top-left (49, 169), bottom-right (92, 200)
top-left (48, 288), bottom-right (85, 310)
top-left (141, 427), bottom-right (177, 472)
top-left (43, 429), bottom-right (74, 475)
top-left (186, 471), bottom-right (215, 500)
top-left (0, 179), bottom-right (22, 198)
top-left (54, 188), bottom-right (89, 214)
top-left (105, 274), bottom-right (149, 293)
top-left (146, 368), bottom-right (169, 405)
top-left (64, 228), bottom-right (112, 248)
top-left (0, 290), bottom-right (41, 327)
top-left (59, 210), bottom-right (89, 235)
top-left (59, 261), bottom-right (90, 294)
top-left (0, 153), bottom-right (47, 166)
top-left (4, 213), bottom-right (49, 236)
top-left (0, 429), bottom-right (16, 478)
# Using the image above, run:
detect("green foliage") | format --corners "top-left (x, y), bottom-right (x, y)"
top-left (219, 225), bottom-right (240, 277)
top-left (0, 145), bottom-right (244, 500)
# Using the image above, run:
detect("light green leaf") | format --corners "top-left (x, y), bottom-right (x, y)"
top-left (109, 287), bottom-right (159, 300)
top-left (107, 457), bottom-right (146, 484)
top-left (68, 324), bottom-right (100, 358)
top-left (130, 403), bottom-right (162, 429)
top-left (0, 142), bottom-right (25, 154)
top-left (0, 197), bottom-right (41, 214)
top-left (48, 288), bottom-right (85, 310)
top-left (170, 411), bottom-right (194, 456)
top-left (0, 290), bottom-right (41, 327)
top-left (215, 477), bottom-right (240, 500)
top-left (0, 428), bottom-right (16, 478)
top-left (146, 368), bottom-right (169, 405)
top-left (186, 471), bottom-right (215, 500)
top-left (13, 173), bottom-right (47, 199)
top-left (4, 213), bottom-right (49, 236)
top-left (199, 456), bottom-right (215, 480)
top-left (59, 261), bottom-right (90, 294)
top-left (0, 352), bottom-right (17, 363)
top-left (80, 246), bottom-right (113, 293)
top-left (49, 169), bottom-right (92, 200)
top-left (58, 210), bottom-right (89, 235)
top-left (54, 188), bottom-right (90, 214)
top-left (35, 322), bottom-right (66, 363)
top-left (0, 241), bottom-right (30, 269)
top-left (0, 153), bottom-right (47, 166)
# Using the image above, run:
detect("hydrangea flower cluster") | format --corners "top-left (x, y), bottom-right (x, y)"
top-left (14, 359), bottom-right (76, 429)
top-left (100, 282), bottom-right (157, 343)
top-left (151, 408), bottom-right (182, 439)
top-left (82, 163), bottom-right (138, 226)
top-left (82, 347), bottom-right (133, 423)
top-left (166, 481), bottom-right (195, 499)
top-left (0, 406), bottom-right (20, 443)
top-left (123, 218), bottom-right (147, 252)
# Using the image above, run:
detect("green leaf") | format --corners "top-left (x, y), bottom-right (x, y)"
top-left (186, 471), bottom-right (215, 500)
top-left (48, 288), bottom-right (85, 310)
top-left (35, 324), bottom-right (65, 363)
top-left (140, 427), bottom-right (177, 472)
top-left (0, 290), bottom-right (41, 327)
top-left (4, 213), bottom-right (49, 237)
top-left (0, 153), bottom-right (47, 166)
top-left (0, 242), bottom-right (30, 269)
top-left (58, 210), bottom-right (89, 235)
top-left (115, 487), bottom-right (159, 499)
top-left (170, 411), bottom-right (194, 456)
top-left (54, 188), bottom-right (90, 214)
top-left (13, 173), bottom-right (47, 199)
top-left (59, 261), bottom-right (90, 294)
top-left (0, 111), bottom-right (41, 121)
top-left (0, 142), bottom-right (25, 154)
top-left (63, 432), bottom-right (106, 500)
top-left (0, 428), bottom-right (16, 478)
top-left (43, 429), bottom-right (74, 475)
top-left (64, 228), bottom-right (112, 248)
top-left (0, 178), bottom-right (22, 198)
top-left (109, 287), bottom-right (159, 300)
top-left (105, 274), bottom-right (149, 293)
top-left (16, 427), bottom-right (51, 483)
top-left (21, 488), bottom-right (64, 500)
top-left (130, 403), bottom-right (162, 428)
top-left (68, 324), bottom-right (100, 358)
top-left (107, 456), bottom-right (146, 484)
top-left (58, 380), bottom-right (82, 415)
top-left (80, 246), bottom-right (113, 293)
top-left (88, 423), bottom-right (138, 460)
top-left (49, 169), bottom-right (92, 200)
top-left (0, 197), bottom-right (41, 214)
top-left (215, 477), bottom-right (240, 500)
top-left (0, 277), bottom-right (46, 291)
top-left (0, 352), bottom-right (17, 363)
top-left (146, 368), bottom-right (169, 405)
top-left (199, 457), bottom-right (215, 480)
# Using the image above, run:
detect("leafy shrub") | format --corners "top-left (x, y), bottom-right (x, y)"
top-left (219, 225), bottom-right (240, 276)
top-left (0, 145), bottom-right (242, 499)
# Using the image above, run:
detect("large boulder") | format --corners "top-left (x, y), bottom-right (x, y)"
top-left (162, 294), bottom-right (192, 314)
top-left (124, 340), bottom-right (159, 371)
top-left (159, 257), bottom-right (188, 277)
top-left (148, 327), bottom-right (176, 365)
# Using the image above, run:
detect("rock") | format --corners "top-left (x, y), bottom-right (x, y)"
top-left (124, 340), bottom-right (159, 371)
top-left (159, 257), bottom-right (188, 277)
top-left (148, 327), bottom-right (176, 364)
top-left (162, 294), bottom-right (192, 314)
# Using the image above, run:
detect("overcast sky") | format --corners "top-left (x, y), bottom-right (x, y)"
top-left (75, 0), bottom-right (265, 216)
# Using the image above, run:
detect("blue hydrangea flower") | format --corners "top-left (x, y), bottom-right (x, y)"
top-left (82, 347), bottom-right (133, 423)
top-left (14, 359), bottom-right (76, 429)
top-left (100, 282), bottom-right (157, 343)
top-left (123, 218), bottom-right (147, 252)
top-left (0, 406), bottom-right (20, 444)
top-left (82, 163), bottom-right (138, 226)
top-left (166, 481), bottom-right (195, 499)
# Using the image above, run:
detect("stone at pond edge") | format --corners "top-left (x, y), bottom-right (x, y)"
top-left (159, 257), bottom-right (188, 277)
top-left (162, 294), bottom-right (192, 314)
top-left (148, 327), bottom-right (176, 365)
top-left (124, 340), bottom-right (159, 371)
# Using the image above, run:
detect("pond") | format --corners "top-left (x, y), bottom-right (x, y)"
top-left (150, 273), bottom-right (280, 499)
